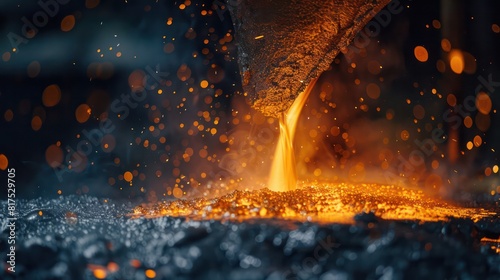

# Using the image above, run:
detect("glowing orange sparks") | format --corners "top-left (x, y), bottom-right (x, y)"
top-left (268, 78), bottom-right (318, 192)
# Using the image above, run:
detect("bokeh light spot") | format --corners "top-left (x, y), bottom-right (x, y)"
top-left (61, 15), bottom-right (76, 32)
top-left (45, 144), bottom-right (64, 168)
top-left (0, 154), bottom-right (8, 170)
top-left (75, 104), bottom-right (91, 123)
top-left (414, 46), bottom-right (428, 62)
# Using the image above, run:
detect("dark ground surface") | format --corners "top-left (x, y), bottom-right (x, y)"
top-left (1, 195), bottom-right (500, 280)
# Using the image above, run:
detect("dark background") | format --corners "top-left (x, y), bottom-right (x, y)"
top-left (0, 0), bottom-right (499, 200)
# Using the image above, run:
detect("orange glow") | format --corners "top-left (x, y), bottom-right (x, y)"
top-left (492, 24), bottom-right (500, 33)
top-left (441, 39), bottom-right (451, 52)
top-left (45, 144), bottom-right (63, 168)
top-left (173, 187), bottom-right (183, 198)
top-left (85, 0), bottom-right (100, 9)
top-left (75, 104), bottom-right (91, 123)
top-left (2, 52), bottom-right (11, 62)
top-left (366, 83), bottom-right (381, 99)
top-left (4, 109), bottom-right (13, 122)
top-left (449, 50), bottom-right (464, 74)
top-left (31, 116), bottom-right (42, 131)
top-left (476, 92), bottom-right (492, 115)
top-left (268, 78), bottom-right (318, 192)
top-left (128, 70), bottom-right (146, 89)
top-left (61, 15), bottom-right (76, 32)
top-left (93, 268), bottom-right (107, 279)
top-left (473, 135), bottom-right (483, 147)
top-left (42, 84), bottom-right (62, 107)
top-left (464, 116), bottom-right (473, 128)
top-left (27, 61), bottom-right (41, 78)
top-left (200, 80), bottom-right (209, 88)
top-left (132, 182), bottom-right (495, 224)
top-left (145, 269), bottom-right (157, 279)
top-left (400, 130), bottom-right (410, 141)
top-left (0, 154), bottom-right (8, 170)
top-left (414, 46), bottom-right (428, 62)
top-left (124, 171), bottom-right (133, 182)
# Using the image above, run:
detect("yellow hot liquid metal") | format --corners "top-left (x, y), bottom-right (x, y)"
top-left (132, 182), bottom-right (494, 224)
top-left (132, 80), bottom-right (495, 223)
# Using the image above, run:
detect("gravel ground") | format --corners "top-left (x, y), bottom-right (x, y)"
top-left (1, 195), bottom-right (499, 280)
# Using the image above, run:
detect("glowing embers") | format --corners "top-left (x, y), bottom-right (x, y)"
top-left (132, 182), bottom-right (495, 224)
top-left (268, 79), bottom-right (318, 192)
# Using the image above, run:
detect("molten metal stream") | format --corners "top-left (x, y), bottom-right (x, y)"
top-left (268, 79), bottom-right (318, 192)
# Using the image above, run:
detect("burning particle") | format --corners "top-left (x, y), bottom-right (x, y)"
top-left (27, 61), bottom-right (41, 78)
top-left (476, 92), bottom-right (492, 115)
top-left (475, 113), bottom-right (491, 132)
top-left (436, 60), bottom-right (446, 73)
top-left (85, 0), bottom-right (100, 9)
top-left (449, 50), bottom-right (464, 74)
top-left (124, 171), bottom-right (133, 182)
top-left (166, 17), bottom-right (173, 25)
top-left (0, 154), bottom-right (8, 170)
top-left (145, 269), bottom-right (156, 279)
top-left (106, 262), bottom-right (119, 273)
top-left (131, 183), bottom-right (495, 223)
top-left (492, 24), bottom-right (500, 33)
top-left (313, 168), bottom-right (322, 177)
top-left (485, 168), bottom-right (492, 177)
top-left (93, 268), bottom-right (107, 279)
top-left (432, 20), bottom-right (441, 29)
top-left (31, 116), bottom-right (43, 131)
top-left (164, 43), bottom-right (175, 53)
top-left (366, 83), bottom-right (381, 99)
top-left (2, 52), bottom-right (11, 62)
top-left (464, 116), bottom-right (473, 128)
top-left (57, 190), bottom-right (62, 195)
top-left (75, 104), bottom-right (91, 123)
top-left (42, 84), bottom-right (62, 107)
top-left (45, 144), bottom-right (63, 167)
top-left (400, 130), bottom-right (410, 141)
top-left (254, 35), bottom-right (264, 40)
top-left (200, 80), bottom-right (209, 88)
top-left (61, 15), bottom-right (76, 32)
top-left (493, 165), bottom-right (499, 174)
top-left (4, 109), bottom-right (13, 122)
top-left (462, 52), bottom-right (477, 74)
top-left (101, 134), bottom-right (116, 153)
top-left (414, 46), bottom-right (428, 62)
top-left (173, 187), bottom-right (183, 198)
